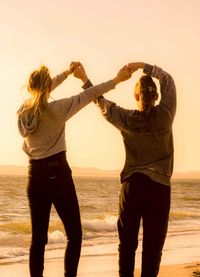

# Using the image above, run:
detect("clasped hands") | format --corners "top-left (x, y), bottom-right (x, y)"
top-left (66, 61), bottom-right (144, 85)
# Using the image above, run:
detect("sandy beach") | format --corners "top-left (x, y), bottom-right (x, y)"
top-left (0, 254), bottom-right (199, 277)
top-left (0, 233), bottom-right (199, 277)
top-left (0, 240), bottom-right (200, 277)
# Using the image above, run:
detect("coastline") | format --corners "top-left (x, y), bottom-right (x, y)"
top-left (0, 255), bottom-right (199, 277)
top-left (0, 238), bottom-right (199, 277)
top-left (0, 214), bottom-right (199, 277)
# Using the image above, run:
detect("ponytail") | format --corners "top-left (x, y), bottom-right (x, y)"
top-left (18, 65), bottom-right (52, 118)
top-left (136, 75), bottom-right (159, 140)
top-left (139, 75), bottom-right (157, 115)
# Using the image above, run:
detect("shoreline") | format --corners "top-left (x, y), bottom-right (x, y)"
top-left (0, 232), bottom-right (199, 276)
top-left (0, 255), bottom-right (199, 277)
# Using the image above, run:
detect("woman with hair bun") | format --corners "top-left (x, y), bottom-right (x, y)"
top-left (76, 62), bottom-right (176, 277)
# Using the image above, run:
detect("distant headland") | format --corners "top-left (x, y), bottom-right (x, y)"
top-left (0, 165), bottom-right (119, 177)
top-left (0, 165), bottom-right (200, 178)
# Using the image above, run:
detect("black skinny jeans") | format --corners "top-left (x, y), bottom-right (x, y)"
top-left (118, 173), bottom-right (170, 277)
top-left (27, 152), bottom-right (82, 277)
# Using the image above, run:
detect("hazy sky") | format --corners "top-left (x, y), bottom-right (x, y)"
top-left (1, 0), bottom-right (200, 172)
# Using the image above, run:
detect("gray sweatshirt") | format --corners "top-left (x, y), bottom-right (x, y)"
top-left (17, 72), bottom-right (116, 159)
top-left (94, 65), bottom-right (176, 186)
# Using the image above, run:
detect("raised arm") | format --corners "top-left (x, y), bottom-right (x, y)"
top-left (70, 61), bottom-right (132, 87)
top-left (127, 62), bottom-right (176, 120)
top-left (57, 62), bottom-right (133, 121)
top-left (151, 65), bottom-right (176, 120)
top-left (70, 62), bottom-right (134, 130)
top-left (50, 63), bottom-right (75, 92)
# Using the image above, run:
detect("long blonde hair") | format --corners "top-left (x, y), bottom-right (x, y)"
top-left (18, 65), bottom-right (52, 117)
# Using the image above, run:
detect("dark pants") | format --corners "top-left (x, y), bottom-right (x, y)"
top-left (118, 173), bottom-right (170, 277)
top-left (27, 152), bottom-right (82, 277)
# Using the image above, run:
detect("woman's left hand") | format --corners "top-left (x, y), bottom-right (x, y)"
top-left (70, 61), bottom-right (89, 83)
top-left (112, 65), bottom-right (132, 85)
top-left (127, 62), bottom-right (144, 74)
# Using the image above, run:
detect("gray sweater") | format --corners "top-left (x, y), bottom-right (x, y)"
top-left (17, 72), bottom-right (116, 159)
top-left (94, 65), bottom-right (176, 186)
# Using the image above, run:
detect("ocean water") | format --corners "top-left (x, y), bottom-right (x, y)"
top-left (0, 175), bottom-right (200, 265)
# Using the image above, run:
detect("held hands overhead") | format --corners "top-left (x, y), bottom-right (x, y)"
top-left (63, 61), bottom-right (87, 80)
top-left (66, 61), bottom-right (145, 85)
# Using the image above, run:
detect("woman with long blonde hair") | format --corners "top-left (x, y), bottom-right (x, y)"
top-left (17, 61), bottom-right (132, 277)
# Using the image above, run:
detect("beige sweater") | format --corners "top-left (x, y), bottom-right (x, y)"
top-left (18, 72), bottom-right (115, 159)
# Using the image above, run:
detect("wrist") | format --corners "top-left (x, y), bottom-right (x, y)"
top-left (112, 76), bottom-right (120, 85)
top-left (81, 75), bottom-right (89, 83)
top-left (64, 70), bottom-right (69, 78)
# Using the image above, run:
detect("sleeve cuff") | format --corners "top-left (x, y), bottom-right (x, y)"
top-left (143, 63), bottom-right (153, 75)
top-left (82, 79), bottom-right (93, 89)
